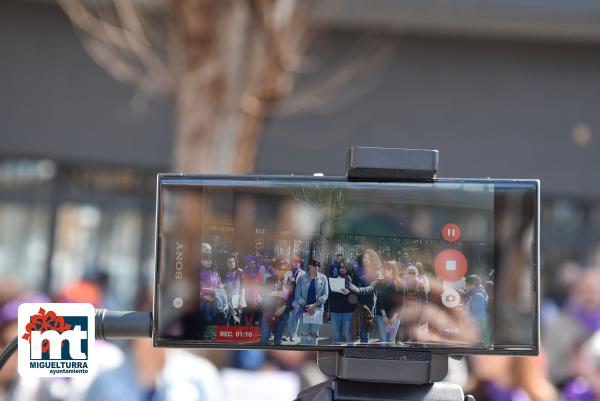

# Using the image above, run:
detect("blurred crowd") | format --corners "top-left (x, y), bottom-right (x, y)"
top-left (3, 260), bottom-right (600, 401)
top-left (460, 262), bottom-right (600, 401)
top-left (0, 272), bottom-right (324, 401)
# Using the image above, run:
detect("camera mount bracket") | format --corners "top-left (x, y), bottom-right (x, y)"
top-left (296, 146), bottom-right (472, 401)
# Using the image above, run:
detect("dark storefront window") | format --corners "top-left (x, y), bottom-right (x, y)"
top-left (0, 158), bottom-right (157, 308)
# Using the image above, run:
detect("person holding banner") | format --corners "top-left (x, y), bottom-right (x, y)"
top-left (329, 260), bottom-right (355, 343)
top-left (295, 260), bottom-right (329, 345)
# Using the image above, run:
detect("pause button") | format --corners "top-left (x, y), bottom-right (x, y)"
top-left (442, 223), bottom-right (461, 242)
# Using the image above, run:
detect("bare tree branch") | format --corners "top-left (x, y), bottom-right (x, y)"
top-left (274, 38), bottom-right (395, 116)
top-left (57, 0), bottom-right (385, 175)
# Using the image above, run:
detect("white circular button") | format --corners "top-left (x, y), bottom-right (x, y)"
top-left (173, 297), bottom-right (184, 309)
top-left (441, 289), bottom-right (460, 308)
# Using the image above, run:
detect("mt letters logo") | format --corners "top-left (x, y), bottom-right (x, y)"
top-left (18, 303), bottom-right (95, 377)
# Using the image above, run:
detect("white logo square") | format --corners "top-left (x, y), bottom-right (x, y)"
top-left (18, 303), bottom-right (95, 378)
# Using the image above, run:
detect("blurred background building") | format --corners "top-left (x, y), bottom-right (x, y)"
top-left (2, 0), bottom-right (600, 309)
top-left (4, 2), bottom-right (600, 401)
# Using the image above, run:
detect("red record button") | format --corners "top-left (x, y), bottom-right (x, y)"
top-left (434, 249), bottom-right (468, 282)
top-left (442, 223), bottom-right (461, 242)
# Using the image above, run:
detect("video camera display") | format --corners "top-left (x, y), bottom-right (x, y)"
top-left (154, 175), bottom-right (538, 354)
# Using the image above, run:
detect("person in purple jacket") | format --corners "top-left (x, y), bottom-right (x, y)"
top-left (562, 332), bottom-right (600, 401)
top-left (241, 255), bottom-right (263, 326)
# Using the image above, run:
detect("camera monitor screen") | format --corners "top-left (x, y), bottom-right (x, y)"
top-left (154, 175), bottom-right (539, 355)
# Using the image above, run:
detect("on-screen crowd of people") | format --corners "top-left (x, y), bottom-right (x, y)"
top-left (196, 240), bottom-right (491, 347)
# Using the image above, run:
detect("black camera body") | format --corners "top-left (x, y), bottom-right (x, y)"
top-left (152, 147), bottom-right (539, 358)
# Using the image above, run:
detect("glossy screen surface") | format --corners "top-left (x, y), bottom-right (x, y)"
top-left (154, 177), bottom-right (538, 354)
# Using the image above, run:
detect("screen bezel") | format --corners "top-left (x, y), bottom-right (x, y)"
top-left (152, 174), bottom-right (540, 355)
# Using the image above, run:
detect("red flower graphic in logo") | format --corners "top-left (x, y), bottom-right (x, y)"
top-left (22, 308), bottom-right (72, 352)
